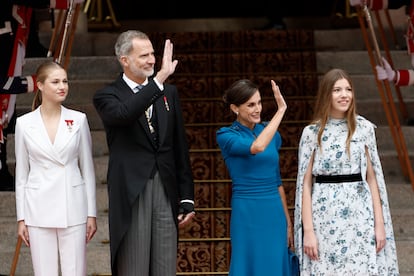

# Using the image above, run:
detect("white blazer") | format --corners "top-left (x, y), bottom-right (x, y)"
top-left (15, 106), bottom-right (96, 228)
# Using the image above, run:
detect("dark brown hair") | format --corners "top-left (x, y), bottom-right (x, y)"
top-left (222, 79), bottom-right (259, 106)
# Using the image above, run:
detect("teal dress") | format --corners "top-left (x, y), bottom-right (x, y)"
top-left (216, 121), bottom-right (290, 276)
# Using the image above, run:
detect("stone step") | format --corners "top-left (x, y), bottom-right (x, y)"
top-left (314, 28), bottom-right (406, 52)
top-left (22, 57), bottom-right (120, 80)
top-left (396, 240), bottom-right (414, 275)
top-left (317, 50), bottom-right (413, 75)
top-left (387, 185), bottom-right (414, 236)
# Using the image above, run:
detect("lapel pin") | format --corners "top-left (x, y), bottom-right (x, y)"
top-left (163, 96), bottom-right (170, 111)
top-left (65, 119), bottom-right (74, 132)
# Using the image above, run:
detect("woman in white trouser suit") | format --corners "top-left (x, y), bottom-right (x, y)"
top-left (14, 61), bottom-right (97, 276)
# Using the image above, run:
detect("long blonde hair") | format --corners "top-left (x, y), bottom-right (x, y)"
top-left (32, 61), bottom-right (66, 110)
top-left (312, 68), bottom-right (357, 155)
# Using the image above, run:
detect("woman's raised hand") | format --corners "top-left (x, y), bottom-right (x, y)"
top-left (271, 80), bottom-right (287, 112)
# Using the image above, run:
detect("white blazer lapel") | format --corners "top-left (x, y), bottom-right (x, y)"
top-left (24, 108), bottom-right (63, 164)
top-left (53, 106), bottom-right (80, 156)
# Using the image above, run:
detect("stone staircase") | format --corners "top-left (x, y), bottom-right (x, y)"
top-left (1, 15), bottom-right (414, 275)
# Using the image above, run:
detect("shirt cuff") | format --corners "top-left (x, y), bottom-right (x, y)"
top-left (153, 77), bottom-right (164, 91)
top-left (180, 199), bottom-right (194, 204)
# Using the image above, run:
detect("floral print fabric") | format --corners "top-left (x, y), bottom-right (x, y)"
top-left (294, 115), bottom-right (399, 275)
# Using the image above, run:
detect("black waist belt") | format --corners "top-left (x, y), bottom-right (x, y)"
top-left (315, 173), bottom-right (362, 183)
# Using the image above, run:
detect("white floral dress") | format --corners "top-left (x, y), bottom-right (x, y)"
top-left (294, 116), bottom-right (399, 276)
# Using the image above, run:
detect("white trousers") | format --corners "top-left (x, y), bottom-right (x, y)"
top-left (28, 223), bottom-right (87, 276)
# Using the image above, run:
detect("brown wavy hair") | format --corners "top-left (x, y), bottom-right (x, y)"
top-left (312, 68), bottom-right (357, 155)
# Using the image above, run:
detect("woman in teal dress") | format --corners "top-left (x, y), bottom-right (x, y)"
top-left (216, 79), bottom-right (293, 275)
